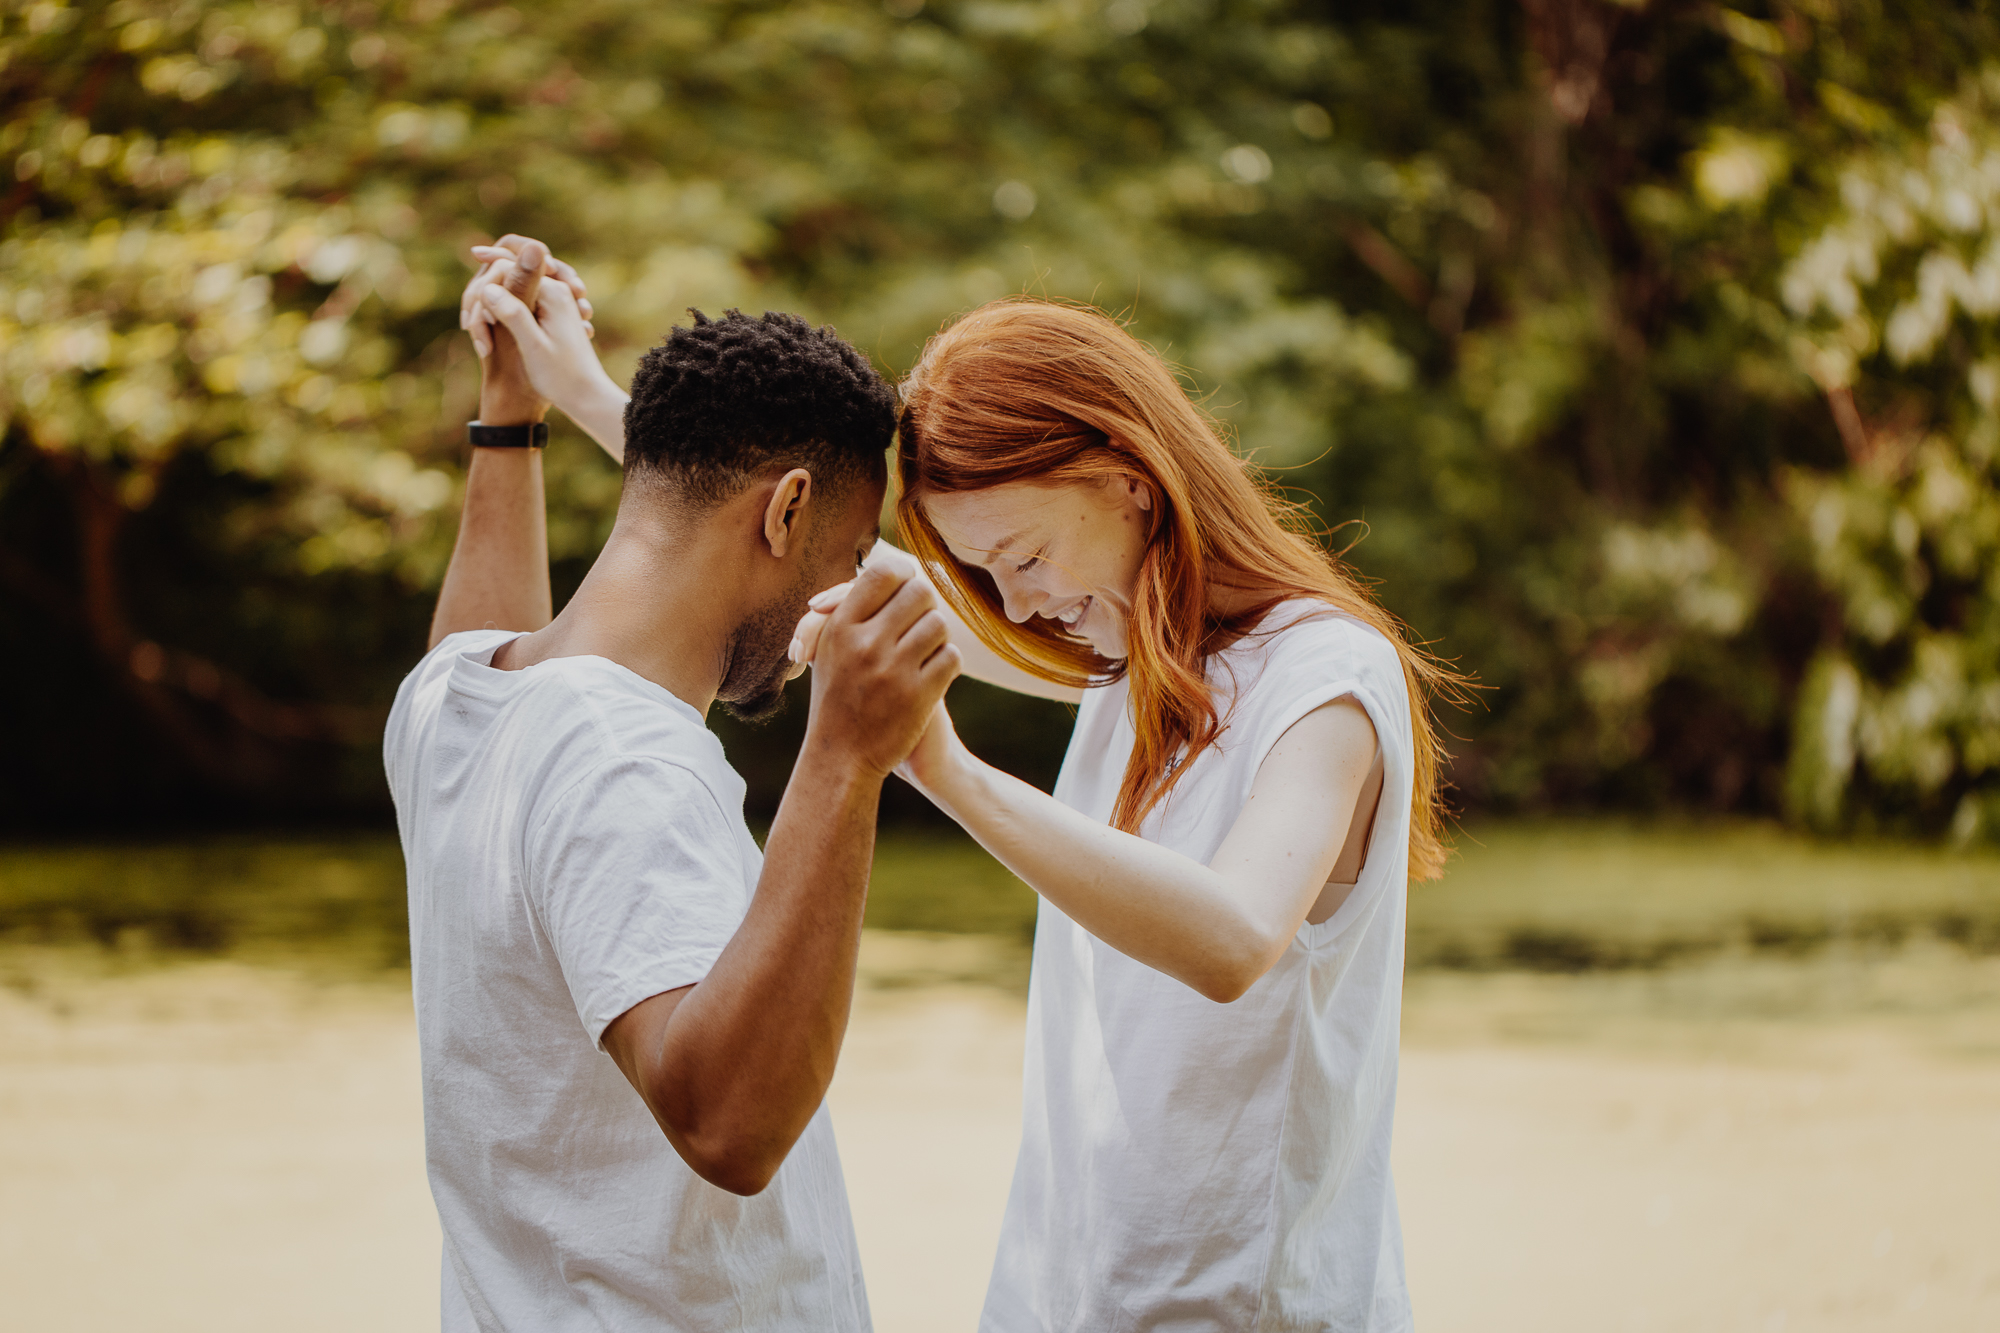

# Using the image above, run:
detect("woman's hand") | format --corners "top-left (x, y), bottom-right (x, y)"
top-left (794, 542), bottom-right (1086, 704)
top-left (459, 235), bottom-right (594, 354)
top-left (787, 581), bottom-right (851, 673)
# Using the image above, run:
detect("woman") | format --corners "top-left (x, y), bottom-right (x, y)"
top-left (806, 300), bottom-right (1458, 1332)
top-left (468, 255), bottom-right (1457, 1329)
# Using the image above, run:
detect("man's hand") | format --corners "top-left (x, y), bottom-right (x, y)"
top-left (793, 573), bottom-right (967, 792)
top-left (459, 234), bottom-right (593, 358)
top-left (464, 236), bottom-right (559, 426)
top-left (802, 551), bottom-right (961, 780)
top-left (464, 234), bottom-right (629, 460)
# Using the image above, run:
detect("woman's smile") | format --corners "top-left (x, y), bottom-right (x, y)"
top-left (1054, 596), bottom-right (1092, 629)
top-left (922, 477), bottom-right (1154, 659)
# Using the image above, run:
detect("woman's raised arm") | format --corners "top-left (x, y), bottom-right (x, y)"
top-left (900, 694), bottom-right (1379, 1002)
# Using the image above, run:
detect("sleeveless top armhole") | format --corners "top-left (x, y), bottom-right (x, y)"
top-left (1226, 607), bottom-right (1416, 948)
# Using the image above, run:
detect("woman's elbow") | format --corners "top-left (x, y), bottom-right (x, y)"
top-left (1188, 936), bottom-right (1284, 1004)
top-left (1192, 973), bottom-right (1252, 1004)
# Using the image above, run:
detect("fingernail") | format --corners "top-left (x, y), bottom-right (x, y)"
top-left (787, 637), bottom-right (803, 663)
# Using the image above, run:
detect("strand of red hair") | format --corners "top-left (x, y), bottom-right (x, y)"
top-left (896, 298), bottom-right (1470, 881)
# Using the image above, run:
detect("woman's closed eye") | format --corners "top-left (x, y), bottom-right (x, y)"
top-left (1013, 550), bottom-right (1044, 574)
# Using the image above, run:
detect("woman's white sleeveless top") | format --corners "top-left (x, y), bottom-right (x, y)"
top-left (981, 602), bottom-right (1414, 1332)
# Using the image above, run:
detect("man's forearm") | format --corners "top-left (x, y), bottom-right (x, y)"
top-left (645, 742), bottom-right (881, 1193)
top-left (427, 446), bottom-right (552, 649)
top-left (427, 256), bottom-right (553, 649)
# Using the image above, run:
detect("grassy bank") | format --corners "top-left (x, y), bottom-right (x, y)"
top-left (0, 837), bottom-right (411, 967)
top-left (1410, 821), bottom-right (2000, 970)
top-left (0, 823), bottom-right (1994, 973)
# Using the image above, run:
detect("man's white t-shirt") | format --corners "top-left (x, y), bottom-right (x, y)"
top-left (384, 630), bottom-right (871, 1333)
top-left (981, 603), bottom-right (1414, 1332)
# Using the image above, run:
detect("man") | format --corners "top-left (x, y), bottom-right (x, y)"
top-left (385, 240), bottom-right (958, 1330)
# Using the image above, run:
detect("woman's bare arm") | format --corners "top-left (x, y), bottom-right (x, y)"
top-left (899, 696), bottom-right (1380, 1002)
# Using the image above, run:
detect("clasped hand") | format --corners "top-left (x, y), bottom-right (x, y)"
top-left (459, 236), bottom-right (628, 456)
top-left (792, 571), bottom-right (965, 791)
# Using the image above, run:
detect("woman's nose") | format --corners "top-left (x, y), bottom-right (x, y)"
top-left (998, 577), bottom-right (1044, 624)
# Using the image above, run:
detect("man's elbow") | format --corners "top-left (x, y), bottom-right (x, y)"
top-left (635, 1062), bottom-right (799, 1196)
top-left (688, 1148), bottom-right (780, 1198)
top-left (671, 1125), bottom-right (788, 1197)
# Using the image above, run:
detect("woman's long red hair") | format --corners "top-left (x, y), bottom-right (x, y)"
top-left (896, 299), bottom-right (1467, 881)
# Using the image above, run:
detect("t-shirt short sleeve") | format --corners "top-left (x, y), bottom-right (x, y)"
top-left (383, 629), bottom-right (519, 811)
top-left (527, 756), bottom-right (750, 1047)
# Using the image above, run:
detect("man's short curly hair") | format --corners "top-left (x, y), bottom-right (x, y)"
top-left (622, 309), bottom-right (895, 509)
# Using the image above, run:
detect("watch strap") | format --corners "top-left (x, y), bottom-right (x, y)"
top-left (468, 420), bottom-right (548, 449)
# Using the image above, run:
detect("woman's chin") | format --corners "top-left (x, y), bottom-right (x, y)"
top-left (1064, 601), bottom-right (1126, 658)
top-left (1083, 629), bottom-right (1128, 660)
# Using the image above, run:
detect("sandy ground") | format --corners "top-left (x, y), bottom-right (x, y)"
top-left (1, 936), bottom-right (1996, 1332)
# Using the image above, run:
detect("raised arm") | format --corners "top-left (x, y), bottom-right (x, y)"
top-left (466, 238), bottom-right (628, 464)
top-left (599, 558), bottom-right (960, 1195)
top-left (902, 694), bottom-right (1381, 1003)
top-left (426, 242), bottom-right (556, 648)
top-left (467, 236), bottom-right (1082, 703)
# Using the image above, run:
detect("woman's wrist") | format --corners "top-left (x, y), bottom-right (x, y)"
top-left (909, 732), bottom-right (987, 823)
top-left (565, 370), bottom-right (630, 460)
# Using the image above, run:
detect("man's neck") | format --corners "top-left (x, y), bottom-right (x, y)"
top-left (493, 505), bottom-right (743, 716)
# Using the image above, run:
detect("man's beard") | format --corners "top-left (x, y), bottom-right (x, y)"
top-left (715, 573), bottom-right (813, 724)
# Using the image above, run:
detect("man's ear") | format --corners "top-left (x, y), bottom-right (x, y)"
top-left (761, 468), bottom-right (814, 559)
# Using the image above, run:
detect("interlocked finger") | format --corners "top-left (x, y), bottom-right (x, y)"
top-left (474, 236), bottom-right (592, 316)
top-left (790, 607), bottom-right (833, 668)
top-left (899, 608), bottom-right (951, 664)
top-left (869, 573), bottom-right (941, 644)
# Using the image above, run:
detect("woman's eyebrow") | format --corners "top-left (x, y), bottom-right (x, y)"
top-left (982, 531), bottom-right (1025, 565)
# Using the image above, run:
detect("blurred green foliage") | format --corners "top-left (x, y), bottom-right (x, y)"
top-left (2, 0), bottom-right (1998, 839)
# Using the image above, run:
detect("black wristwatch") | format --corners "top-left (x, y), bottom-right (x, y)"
top-left (468, 421), bottom-right (548, 449)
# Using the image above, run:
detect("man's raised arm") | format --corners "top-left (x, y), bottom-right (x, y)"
top-left (426, 241), bottom-right (561, 649)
